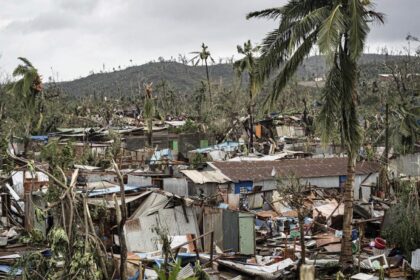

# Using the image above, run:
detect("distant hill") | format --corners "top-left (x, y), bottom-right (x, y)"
top-left (57, 62), bottom-right (236, 98)
top-left (57, 54), bottom-right (406, 98)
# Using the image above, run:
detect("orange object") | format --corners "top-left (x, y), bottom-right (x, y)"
top-left (255, 124), bottom-right (262, 138)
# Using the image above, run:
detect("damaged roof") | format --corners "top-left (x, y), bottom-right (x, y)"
top-left (180, 169), bottom-right (231, 184)
top-left (210, 157), bottom-right (380, 182)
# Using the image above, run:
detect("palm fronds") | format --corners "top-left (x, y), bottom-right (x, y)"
top-left (317, 4), bottom-right (346, 59)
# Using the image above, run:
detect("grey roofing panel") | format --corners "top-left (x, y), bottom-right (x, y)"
top-left (211, 158), bottom-right (380, 182)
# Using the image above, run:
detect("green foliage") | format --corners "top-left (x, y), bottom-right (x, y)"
top-left (6, 58), bottom-right (44, 151)
top-left (106, 130), bottom-right (122, 160)
top-left (154, 259), bottom-right (199, 280)
top-left (382, 183), bottom-right (420, 260)
top-left (15, 225), bottom-right (106, 279)
top-left (248, 0), bottom-right (384, 155)
top-left (68, 240), bottom-right (102, 280)
top-left (40, 139), bottom-right (75, 169)
top-left (190, 153), bottom-right (206, 169)
top-left (390, 104), bottom-right (420, 155)
top-left (48, 226), bottom-right (69, 254)
top-left (20, 229), bottom-right (45, 245)
top-left (13, 251), bottom-right (50, 280)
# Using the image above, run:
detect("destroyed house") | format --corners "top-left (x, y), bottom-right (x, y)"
top-left (179, 169), bottom-right (231, 197)
top-left (209, 157), bottom-right (380, 200)
top-left (123, 191), bottom-right (201, 252)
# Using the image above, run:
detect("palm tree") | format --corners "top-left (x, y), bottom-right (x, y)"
top-left (8, 57), bottom-right (43, 155)
top-left (234, 40), bottom-right (260, 153)
top-left (247, 0), bottom-right (384, 268)
top-left (143, 82), bottom-right (155, 147)
top-left (191, 43), bottom-right (215, 104)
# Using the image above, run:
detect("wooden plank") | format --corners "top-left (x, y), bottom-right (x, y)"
top-left (323, 243), bottom-right (341, 253)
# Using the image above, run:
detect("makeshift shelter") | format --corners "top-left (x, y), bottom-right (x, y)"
top-left (180, 169), bottom-right (231, 197)
top-left (124, 191), bottom-right (200, 252)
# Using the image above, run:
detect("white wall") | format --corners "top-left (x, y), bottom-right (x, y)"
top-left (390, 153), bottom-right (420, 177)
top-left (256, 173), bottom-right (378, 201)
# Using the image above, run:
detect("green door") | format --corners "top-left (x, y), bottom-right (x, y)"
top-left (238, 213), bottom-right (255, 255)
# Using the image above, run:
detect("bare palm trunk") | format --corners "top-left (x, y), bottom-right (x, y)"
top-left (249, 90), bottom-right (254, 153)
top-left (147, 118), bottom-right (153, 147)
top-left (205, 59), bottom-right (212, 105)
top-left (340, 154), bottom-right (356, 267)
top-left (114, 161), bottom-right (128, 280)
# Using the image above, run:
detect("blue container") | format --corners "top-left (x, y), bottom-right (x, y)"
top-left (352, 229), bottom-right (358, 241)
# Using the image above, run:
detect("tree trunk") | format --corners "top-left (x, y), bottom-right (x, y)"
top-left (384, 103), bottom-right (389, 196)
top-left (114, 161), bottom-right (128, 280)
top-left (147, 118), bottom-right (153, 147)
top-left (249, 89), bottom-right (254, 154)
top-left (298, 212), bottom-right (306, 265)
top-left (205, 60), bottom-right (212, 105)
top-left (340, 154), bottom-right (356, 267)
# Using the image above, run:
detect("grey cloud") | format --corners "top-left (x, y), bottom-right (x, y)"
top-left (0, 0), bottom-right (419, 81)
top-left (4, 12), bottom-right (78, 33)
top-left (56, 0), bottom-right (99, 14)
top-left (367, 0), bottom-right (419, 43)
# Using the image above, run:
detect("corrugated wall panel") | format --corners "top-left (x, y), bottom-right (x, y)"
top-left (222, 210), bottom-right (239, 252)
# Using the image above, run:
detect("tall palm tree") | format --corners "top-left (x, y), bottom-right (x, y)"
top-left (191, 43), bottom-right (215, 104)
top-left (8, 57), bottom-right (43, 155)
top-left (234, 40), bottom-right (260, 153)
top-left (247, 0), bottom-right (384, 267)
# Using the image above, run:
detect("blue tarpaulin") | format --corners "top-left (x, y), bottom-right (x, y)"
top-left (0, 265), bottom-right (22, 275)
top-left (30, 135), bottom-right (49, 142)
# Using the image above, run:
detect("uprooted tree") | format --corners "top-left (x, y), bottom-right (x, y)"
top-left (6, 150), bottom-right (110, 279)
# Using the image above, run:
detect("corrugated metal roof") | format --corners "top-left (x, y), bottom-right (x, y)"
top-left (88, 191), bottom-right (152, 208)
top-left (210, 157), bottom-right (380, 182)
top-left (87, 184), bottom-right (149, 197)
top-left (180, 170), bottom-right (231, 184)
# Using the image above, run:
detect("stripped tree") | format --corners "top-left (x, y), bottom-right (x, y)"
top-left (234, 40), bottom-right (261, 153)
top-left (191, 43), bottom-right (215, 105)
top-left (144, 82), bottom-right (155, 147)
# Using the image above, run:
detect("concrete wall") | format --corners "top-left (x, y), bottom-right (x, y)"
top-left (252, 173), bottom-right (379, 201)
top-left (390, 153), bottom-right (420, 177)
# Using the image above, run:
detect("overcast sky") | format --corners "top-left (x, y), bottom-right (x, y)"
top-left (0, 0), bottom-right (418, 81)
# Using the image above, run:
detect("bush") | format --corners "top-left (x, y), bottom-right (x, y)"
top-left (382, 183), bottom-right (420, 260)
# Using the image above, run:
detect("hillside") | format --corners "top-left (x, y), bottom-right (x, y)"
top-left (58, 62), bottom-right (236, 98)
top-left (57, 54), bottom-right (406, 98)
